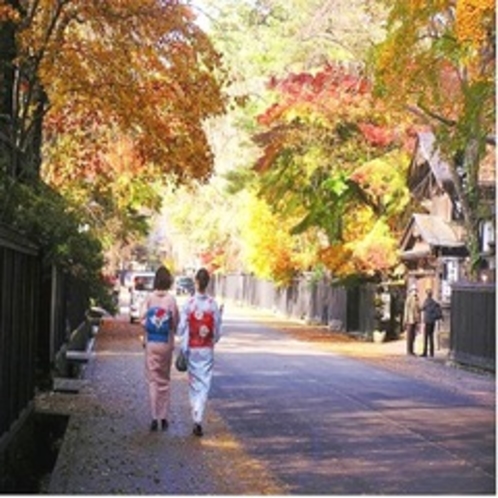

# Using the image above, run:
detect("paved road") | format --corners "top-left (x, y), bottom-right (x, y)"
top-left (44, 300), bottom-right (495, 494)
top-left (210, 306), bottom-right (496, 494)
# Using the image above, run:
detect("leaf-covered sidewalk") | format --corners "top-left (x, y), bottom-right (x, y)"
top-left (38, 317), bottom-right (286, 495)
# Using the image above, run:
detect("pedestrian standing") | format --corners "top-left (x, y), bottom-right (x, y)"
top-left (420, 288), bottom-right (443, 357)
top-left (141, 265), bottom-right (179, 431)
top-left (403, 284), bottom-right (420, 356)
top-left (177, 268), bottom-right (222, 437)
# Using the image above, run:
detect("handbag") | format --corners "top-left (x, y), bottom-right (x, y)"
top-left (175, 350), bottom-right (188, 372)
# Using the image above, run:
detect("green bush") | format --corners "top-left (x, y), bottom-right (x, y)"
top-left (0, 174), bottom-right (113, 311)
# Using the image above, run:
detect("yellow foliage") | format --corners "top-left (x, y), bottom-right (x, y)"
top-left (319, 213), bottom-right (399, 278)
top-left (456, 0), bottom-right (495, 46)
top-left (319, 244), bottom-right (356, 278)
top-left (13, 0), bottom-right (225, 185)
top-left (239, 191), bottom-right (317, 285)
top-left (346, 220), bottom-right (399, 276)
top-left (342, 205), bottom-right (376, 242)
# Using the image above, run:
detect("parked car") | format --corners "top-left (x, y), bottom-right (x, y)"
top-left (175, 275), bottom-right (195, 295)
top-left (129, 272), bottom-right (155, 323)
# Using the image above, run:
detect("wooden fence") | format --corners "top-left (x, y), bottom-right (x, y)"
top-left (212, 274), bottom-right (493, 369)
top-left (449, 283), bottom-right (495, 372)
top-left (0, 223), bottom-right (91, 488)
top-left (0, 224), bottom-right (40, 448)
top-left (211, 273), bottom-right (408, 340)
top-left (212, 273), bottom-right (348, 330)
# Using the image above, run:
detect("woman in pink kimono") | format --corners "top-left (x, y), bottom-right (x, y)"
top-left (141, 266), bottom-right (179, 431)
top-left (177, 268), bottom-right (222, 437)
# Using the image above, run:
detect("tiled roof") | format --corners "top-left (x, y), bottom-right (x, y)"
top-left (412, 214), bottom-right (466, 247)
top-left (400, 214), bottom-right (466, 252)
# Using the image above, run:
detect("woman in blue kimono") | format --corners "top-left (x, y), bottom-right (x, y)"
top-left (177, 268), bottom-right (222, 436)
top-left (141, 266), bottom-right (179, 432)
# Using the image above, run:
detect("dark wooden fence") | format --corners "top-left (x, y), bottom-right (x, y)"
top-left (213, 274), bottom-right (495, 371)
top-left (1, 224), bottom-right (92, 487)
top-left (449, 283), bottom-right (495, 372)
top-left (0, 225), bottom-right (40, 448)
top-left (212, 273), bottom-right (348, 330)
top-left (211, 273), bottom-right (408, 340)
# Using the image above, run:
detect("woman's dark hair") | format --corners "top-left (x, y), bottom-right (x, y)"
top-left (154, 266), bottom-right (173, 291)
top-left (195, 268), bottom-right (210, 292)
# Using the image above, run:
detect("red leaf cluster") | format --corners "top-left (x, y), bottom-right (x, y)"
top-left (258, 65), bottom-right (371, 127)
top-left (357, 123), bottom-right (396, 147)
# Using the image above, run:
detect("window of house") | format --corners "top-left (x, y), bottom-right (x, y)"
top-left (441, 258), bottom-right (460, 302)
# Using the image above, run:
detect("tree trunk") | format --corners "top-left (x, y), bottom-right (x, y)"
top-left (451, 138), bottom-right (484, 280)
top-left (0, 2), bottom-right (19, 176)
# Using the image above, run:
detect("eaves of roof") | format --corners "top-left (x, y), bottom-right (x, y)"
top-left (400, 213), bottom-right (466, 251)
top-left (399, 248), bottom-right (432, 260)
top-left (413, 213), bottom-right (466, 247)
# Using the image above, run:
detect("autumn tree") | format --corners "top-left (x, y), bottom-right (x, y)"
top-left (372, 0), bottom-right (495, 275)
top-left (167, 0), bottom-right (390, 281)
top-left (237, 189), bottom-right (319, 285)
top-left (160, 181), bottom-right (242, 274)
top-left (42, 111), bottom-right (164, 269)
top-left (196, 0), bottom-right (387, 177)
top-left (253, 64), bottom-right (414, 281)
top-left (0, 0), bottom-right (225, 181)
top-left (0, 0), bottom-right (227, 282)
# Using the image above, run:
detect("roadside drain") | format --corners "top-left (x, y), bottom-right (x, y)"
top-left (1, 412), bottom-right (68, 493)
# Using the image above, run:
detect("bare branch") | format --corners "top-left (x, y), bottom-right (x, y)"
top-left (406, 103), bottom-right (456, 128)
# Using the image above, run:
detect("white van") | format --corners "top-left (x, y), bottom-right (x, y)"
top-left (129, 272), bottom-right (155, 323)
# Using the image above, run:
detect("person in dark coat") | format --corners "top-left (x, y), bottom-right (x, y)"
top-left (420, 289), bottom-right (442, 357)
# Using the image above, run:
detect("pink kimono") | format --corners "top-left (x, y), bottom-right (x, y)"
top-left (142, 291), bottom-right (179, 421)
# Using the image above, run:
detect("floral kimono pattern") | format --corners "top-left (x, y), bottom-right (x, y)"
top-left (177, 293), bottom-right (222, 424)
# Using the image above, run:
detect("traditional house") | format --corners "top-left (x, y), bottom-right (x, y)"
top-left (400, 132), bottom-right (471, 303)
top-left (400, 213), bottom-right (467, 303)
top-left (399, 132), bottom-right (495, 344)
